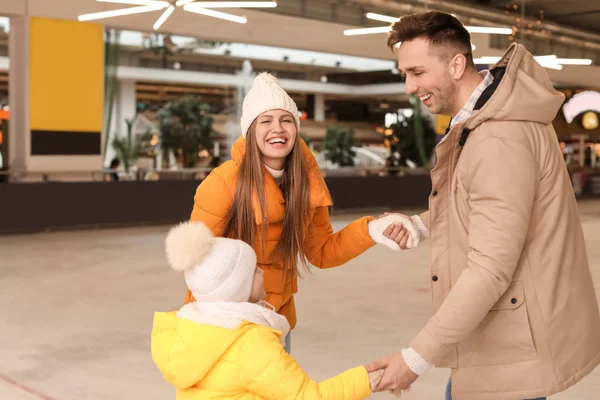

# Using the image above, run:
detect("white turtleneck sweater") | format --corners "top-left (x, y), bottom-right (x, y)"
top-left (264, 164), bottom-right (284, 185)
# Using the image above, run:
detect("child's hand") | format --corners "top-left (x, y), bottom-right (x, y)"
top-left (368, 369), bottom-right (411, 397)
top-left (367, 369), bottom-right (384, 391)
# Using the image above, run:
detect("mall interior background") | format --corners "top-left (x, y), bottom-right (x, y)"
top-left (0, 0), bottom-right (599, 233)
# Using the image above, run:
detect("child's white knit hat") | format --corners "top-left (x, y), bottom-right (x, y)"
top-left (165, 221), bottom-right (256, 303)
top-left (240, 72), bottom-right (300, 138)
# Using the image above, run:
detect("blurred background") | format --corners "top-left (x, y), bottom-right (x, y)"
top-left (0, 0), bottom-right (599, 231)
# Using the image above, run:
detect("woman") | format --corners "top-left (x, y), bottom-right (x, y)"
top-left (187, 72), bottom-right (413, 352)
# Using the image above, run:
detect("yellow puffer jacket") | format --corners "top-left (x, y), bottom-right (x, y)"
top-left (151, 312), bottom-right (372, 400)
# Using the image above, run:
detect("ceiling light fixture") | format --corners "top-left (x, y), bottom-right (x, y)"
top-left (465, 26), bottom-right (512, 35)
top-left (474, 55), bottom-right (567, 70)
top-left (366, 12), bottom-right (400, 24)
top-left (78, 0), bottom-right (276, 29)
top-left (533, 55), bottom-right (563, 70)
top-left (531, 55), bottom-right (592, 68)
top-left (354, 12), bottom-right (512, 36)
top-left (473, 56), bottom-right (501, 64)
top-left (344, 26), bottom-right (391, 36)
top-left (153, 4), bottom-right (175, 29)
top-left (187, 1), bottom-right (277, 7)
top-left (78, 3), bottom-right (167, 21)
top-left (555, 58), bottom-right (593, 66)
top-left (473, 56), bottom-right (502, 64)
top-left (98, 0), bottom-right (169, 5)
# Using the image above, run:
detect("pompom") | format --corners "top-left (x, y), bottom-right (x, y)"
top-left (165, 222), bottom-right (215, 272)
top-left (255, 71), bottom-right (278, 85)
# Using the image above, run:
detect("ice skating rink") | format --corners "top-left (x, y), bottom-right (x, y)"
top-left (2, 201), bottom-right (600, 400)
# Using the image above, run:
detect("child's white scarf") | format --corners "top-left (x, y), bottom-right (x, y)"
top-left (177, 300), bottom-right (290, 345)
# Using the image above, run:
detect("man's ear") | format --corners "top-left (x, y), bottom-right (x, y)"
top-left (449, 53), bottom-right (468, 80)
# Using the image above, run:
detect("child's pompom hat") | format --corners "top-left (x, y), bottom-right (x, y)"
top-left (165, 221), bottom-right (257, 303)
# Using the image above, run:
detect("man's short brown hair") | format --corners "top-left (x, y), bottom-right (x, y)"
top-left (388, 11), bottom-right (474, 67)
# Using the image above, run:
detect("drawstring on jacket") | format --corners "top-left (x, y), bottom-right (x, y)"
top-left (459, 128), bottom-right (471, 146)
top-left (445, 119), bottom-right (472, 147)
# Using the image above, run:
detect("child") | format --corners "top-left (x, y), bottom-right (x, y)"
top-left (152, 221), bottom-right (385, 399)
top-left (186, 72), bottom-right (419, 352)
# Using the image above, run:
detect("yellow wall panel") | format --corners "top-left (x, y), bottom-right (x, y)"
top-left (435, 114), bottom-right (452, 135)
top-left (30, 17), bottom-right (104, 132)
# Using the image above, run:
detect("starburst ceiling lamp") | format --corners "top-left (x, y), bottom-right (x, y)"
top-left (78, 1), bottom-right (278, 29)
top-left (344, 13), bottom-right (513, 36)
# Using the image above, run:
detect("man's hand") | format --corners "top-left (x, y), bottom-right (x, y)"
top-left (366, 352), bottom-right (419, 392)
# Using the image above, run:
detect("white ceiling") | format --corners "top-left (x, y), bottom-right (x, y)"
top-left (118, 31), bottom-right (396, 71)
top-left (0, 0), bottom-right (25, 15)
top-left (0, 0), bottom-right (396, 60)
top-left (1, 0), bottom-right (598, 87)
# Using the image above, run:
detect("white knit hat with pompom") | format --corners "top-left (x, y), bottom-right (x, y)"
top-left (240, 72), bottom-right (300, 138)
top-left (165, 221), bottom-right (257, 303)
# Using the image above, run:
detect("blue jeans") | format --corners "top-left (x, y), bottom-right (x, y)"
top-left (284, 333), bottom-right (291, 354)
top-left (446, 379), bottom-right (546, 400)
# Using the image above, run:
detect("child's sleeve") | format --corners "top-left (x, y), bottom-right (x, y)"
top-left (239, 329), bottom-right (371, 400)
top-left (305, 206), bottom-right (375, 270)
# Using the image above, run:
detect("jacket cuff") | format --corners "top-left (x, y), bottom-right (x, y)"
top-left (340, 366), bottom-right (373, 397)
top-left (410, 327), bottom-right (453, 366)
top-left (359, 216), bottom-right (377, 247)
top-left (401, 347), bottom-right (432, 375)
top-left (411, 215), bottom-right (430, 241)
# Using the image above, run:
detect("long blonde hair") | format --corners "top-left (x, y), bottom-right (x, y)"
top-left (222, 120), bottom-right (312, 276)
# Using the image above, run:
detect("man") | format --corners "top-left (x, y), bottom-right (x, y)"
top-left (369, 11), bottom-right (600, 400)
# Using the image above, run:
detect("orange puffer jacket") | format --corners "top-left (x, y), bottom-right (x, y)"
top-left (187, 136), bottom-right (375, 328)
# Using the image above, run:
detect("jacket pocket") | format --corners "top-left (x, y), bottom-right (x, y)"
top-left (465, 281), bottom-right (538, 367)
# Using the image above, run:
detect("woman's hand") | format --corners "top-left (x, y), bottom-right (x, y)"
top-left (383, 223), bottom-right (411, 250)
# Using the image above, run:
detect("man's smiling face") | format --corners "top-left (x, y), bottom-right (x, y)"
top-left (397, 37), bottom-right (459, 115)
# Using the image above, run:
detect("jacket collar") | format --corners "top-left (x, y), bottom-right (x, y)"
top-left (230, 136), bottom-right (332, 224)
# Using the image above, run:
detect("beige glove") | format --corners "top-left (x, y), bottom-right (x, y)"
top-left (368, 214), bottom-right (420, 250)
